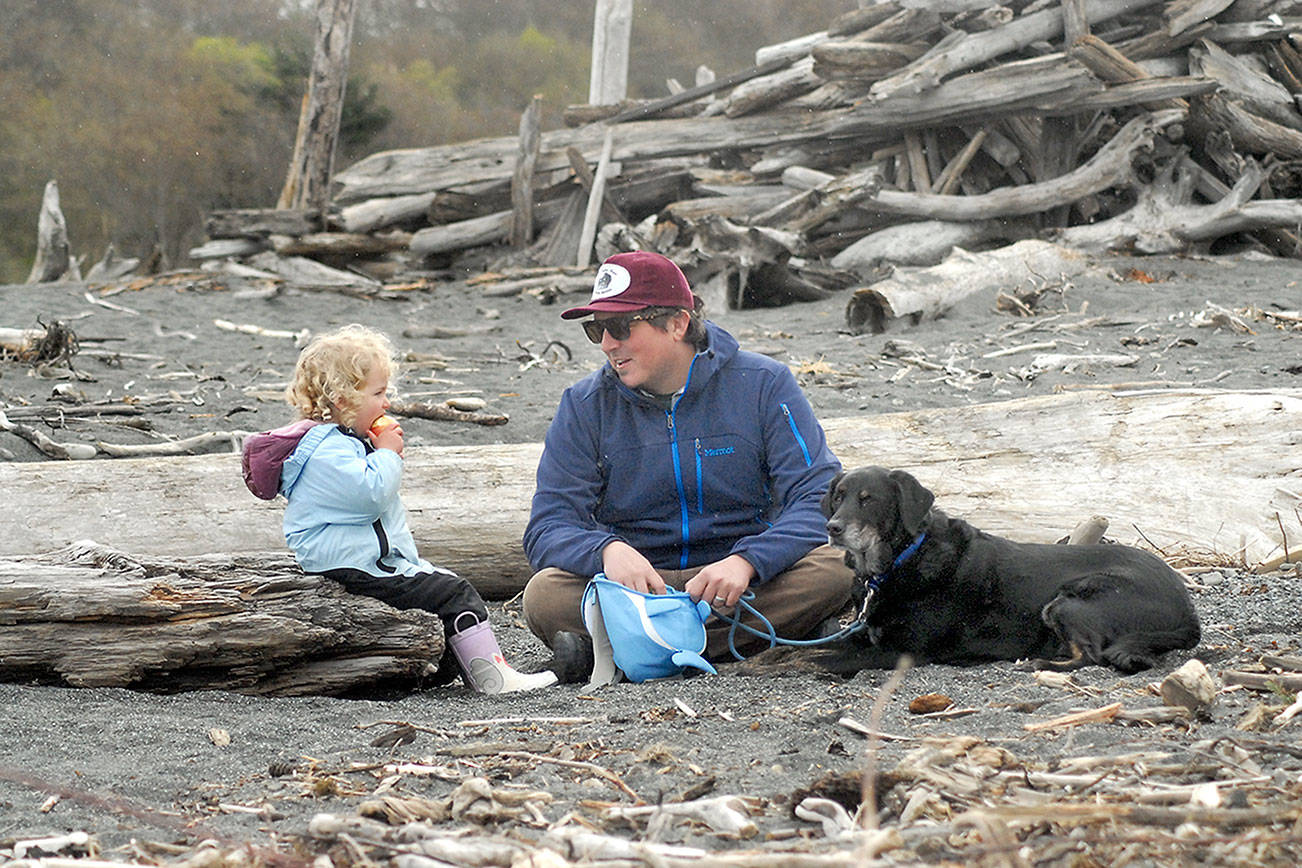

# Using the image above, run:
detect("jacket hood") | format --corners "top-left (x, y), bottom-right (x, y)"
top-left (241, 419), bottom-right (321, 500)
top-left (277, 423), bottom-right (338, 498)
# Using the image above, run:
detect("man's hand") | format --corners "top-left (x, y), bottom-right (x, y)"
top-left (685, 554), bottom-right (755, 608)
top-left (601, 540), bottom-right (667, 594)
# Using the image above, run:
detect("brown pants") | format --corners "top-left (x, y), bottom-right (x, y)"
top-left (522, 545), bottom-right (854, 662)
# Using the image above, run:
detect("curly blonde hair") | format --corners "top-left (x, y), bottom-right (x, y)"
top-left (285, 324), bottom-right (394, 427)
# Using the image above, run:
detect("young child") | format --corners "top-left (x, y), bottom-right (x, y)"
top-left (242, 324), bottom-right (556, 694)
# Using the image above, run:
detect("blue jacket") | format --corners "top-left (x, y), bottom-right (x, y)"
top-left (277, 424), bottom-right (433, 577)
top-left (523, 322), bottom-right (839, 583)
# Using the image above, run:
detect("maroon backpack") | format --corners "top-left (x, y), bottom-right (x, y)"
top-left (241, 419), bottom-right (320, 500)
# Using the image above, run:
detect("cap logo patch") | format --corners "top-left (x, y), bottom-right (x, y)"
top-left (591, 263), bottom-right (632, 300)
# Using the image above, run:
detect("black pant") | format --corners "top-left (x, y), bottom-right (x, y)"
top-left (322, 567), bottom-right (489, 684)
top-left (321, 567), bottom-right (488, 632)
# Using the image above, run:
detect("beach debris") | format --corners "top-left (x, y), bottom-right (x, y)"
top-left (1160, 658), bottom-right (1219, 713)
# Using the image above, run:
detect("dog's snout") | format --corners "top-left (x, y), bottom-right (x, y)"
top-left (826, 518), bottom-right (844, 538)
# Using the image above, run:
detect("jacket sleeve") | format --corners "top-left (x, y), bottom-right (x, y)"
top-left (522, 388), bottom-right (620, 577)
top-left (729, 367), bottom-right (839, 583)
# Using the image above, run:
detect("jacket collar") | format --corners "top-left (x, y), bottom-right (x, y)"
top-left (603, 320), bottom-right (738, 406)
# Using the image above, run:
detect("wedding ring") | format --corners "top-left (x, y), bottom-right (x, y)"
top-left (713, 595), bottom-right (726, 603)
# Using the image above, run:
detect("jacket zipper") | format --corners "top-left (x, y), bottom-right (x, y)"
top-left (668, 355), bottom-right (703, 570)
top-left (668, 412), bottom-right (690, 569)
top-left (694, 438), bottom-right (705, 513)
top-left (781, 402), bottom-right (813, 467)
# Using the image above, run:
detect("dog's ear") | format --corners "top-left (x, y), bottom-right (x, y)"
top-left (890, 469), bottom-right (934, 535)
top-left (821, 471), bottom-right (845, 517)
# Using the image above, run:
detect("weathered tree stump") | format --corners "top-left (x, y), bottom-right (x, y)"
top-left (26, 180), bottom-right (72, 284)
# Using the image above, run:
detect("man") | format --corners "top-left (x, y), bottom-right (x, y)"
top-left (522, 250), bottom-right (853, 681)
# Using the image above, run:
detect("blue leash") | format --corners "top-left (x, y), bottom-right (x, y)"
top-left (712, 532), bottom-right (927, 661)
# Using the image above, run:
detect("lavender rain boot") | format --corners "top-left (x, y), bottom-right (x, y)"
top-left (447, 614), bottom-right (557, 694)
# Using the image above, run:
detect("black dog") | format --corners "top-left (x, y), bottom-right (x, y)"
top-left (819, 466), bottom-right (1200, 673)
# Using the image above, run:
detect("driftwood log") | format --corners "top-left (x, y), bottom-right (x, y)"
top-left (0, 540), bottom-right (441, 695)
top-left (845, 239), bottom-right (1094, 334)
top-left (1, 390), bottom-right (1297, 600)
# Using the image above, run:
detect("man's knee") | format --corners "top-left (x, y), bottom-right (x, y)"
top-left (522, 568), bottom-right (588, 645)
top-left (782, 545), bottom-right (855, 599)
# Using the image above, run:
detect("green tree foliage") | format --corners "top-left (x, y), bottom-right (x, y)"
top-left (0, 0), bottom-right (855, 283)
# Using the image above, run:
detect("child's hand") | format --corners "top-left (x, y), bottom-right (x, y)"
top-left (369, 415), bottom-right (404, 455)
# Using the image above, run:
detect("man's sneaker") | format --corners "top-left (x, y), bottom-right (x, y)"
top-left (550, 631), bottom-right (595, 684)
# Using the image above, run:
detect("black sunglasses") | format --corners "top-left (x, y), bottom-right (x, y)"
top-left (581, 312), bottom-right (671, 344)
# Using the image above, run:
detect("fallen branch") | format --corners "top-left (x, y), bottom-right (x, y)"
top-left (0, 411), bottom-right (97, 460)
top-left (606, 795), bottom-right (758, 837)
top-left (498, 751), bottom-right (640, 802)
top-left (1024, 701), bottom-right (1124, 732)
top-left (389, 400), bottom-right (508, 427)
top-left (94, 431), bottom-right (244, 458)
top-left (1223, 671), bottom-right (1302, 692)
top-left (213, 319), bottom-right (311, 343)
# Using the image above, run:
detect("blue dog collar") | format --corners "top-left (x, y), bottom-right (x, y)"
top-left (867, 531), bottom-right (927, 592)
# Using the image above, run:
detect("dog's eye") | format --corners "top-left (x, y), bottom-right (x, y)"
top-left (858, 491), bottom-right (871, 504)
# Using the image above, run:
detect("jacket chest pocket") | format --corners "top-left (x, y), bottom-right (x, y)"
top-left (692, 434), bottom-right (760, 514)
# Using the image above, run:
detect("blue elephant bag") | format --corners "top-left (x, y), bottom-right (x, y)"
top-left (581, 575), bottom-right (717, 684)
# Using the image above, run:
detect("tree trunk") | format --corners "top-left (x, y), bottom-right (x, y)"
top-left (410, 198), bottom-right (567, 259)
top-left (273, 231), bottom-right (412, 258)
top-left (510, 96), bottom-right (543, 248)
top-left (0, 541), bottom-right (441, 695)
top-left (335, 192), bottom-right (439, 234)
top-left (278, 0), bottom-right (358, 213)
top-left (589, 0), bottom-right (632, 105)
top-left (1, 391), bottom-right (1296, 596)
top-left (830, 217), bottom-right (1035, 272)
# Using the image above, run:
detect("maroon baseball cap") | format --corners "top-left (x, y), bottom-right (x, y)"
top-left (561, 251), bottom-right (696, 319)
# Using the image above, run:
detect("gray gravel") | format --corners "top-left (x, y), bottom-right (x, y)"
top-left (2, 563), bottom-right (1300, 859)
top-left (1, 250), bottom-right (1300, 862)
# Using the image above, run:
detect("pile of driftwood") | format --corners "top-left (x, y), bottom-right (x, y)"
top-left (296, 695), bottom-right (1302, 867)
top-left (190, 0), bottom-right (1302, 331)
top-left (13, 654), bottom-right (1297, 867)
